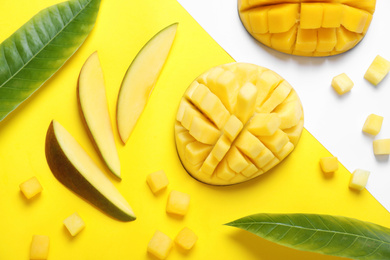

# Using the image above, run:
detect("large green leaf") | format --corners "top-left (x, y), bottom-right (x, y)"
top-left (226, 213), bottom-right (390, 260)
top-left (0, 0), bottom-right (101, 122)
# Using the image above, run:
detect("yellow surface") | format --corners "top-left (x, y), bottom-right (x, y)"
top-left (0, 0), bottom-right (389, 259)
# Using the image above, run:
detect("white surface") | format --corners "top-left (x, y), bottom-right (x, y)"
top-left (177, 0), bottom-right (390, 211)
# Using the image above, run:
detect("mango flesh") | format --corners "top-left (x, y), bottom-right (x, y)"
top-left (238, 0), bottom-right (376, 56)
top-left (175, 63), bottom-right (304, 185)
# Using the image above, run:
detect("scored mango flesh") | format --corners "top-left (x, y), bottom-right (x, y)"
top-left (175, 63), bottom-right (304, 185)
top-left (238, 0), bottom-right (376, 56)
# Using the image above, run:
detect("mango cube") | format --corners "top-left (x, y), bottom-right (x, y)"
top-left (248, 113), bottom-right (281, 136)
top-left (322, 4), bottom-right (342, 28)
top-left (146, 170), bottom-right (169, 194)
top-left (63, 212), bottom-right (85, 237)
top-left (30, 235), bottom-right (49, 260)
top-left (166, 190), bottom-right (190, 216)
top-left (235, 130), bottom-right (265, 159)
top-left (364, 55), bottom-right (390, 86)
top-left (147, 230), bottom-right (173, 260)
top-left (331, 73), bottom-right (354, 95)
top-left (319, 157), bottom-right (339, 173)
top-left (349, 169), bottom-right (370, 191)
top-left (300, 3), bottom-right (323, 29)
top-left (268, 4), bottom-right (299, 33)
top-left (175, 227), bottom-right (198, 250)
top-left (223, 115), bottom-right (243, 141)
top-left (362, 114), bottom-right (383, 136)
top-left (235, 82), bottom-right (258, 123)
top-left (19, 176), bottom-right (43, 199)
top-left (189, 116), bottom-right (220, 145)
top-left (373, 139), bottom-right (390, 155)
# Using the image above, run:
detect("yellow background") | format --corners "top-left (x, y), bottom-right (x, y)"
top-left (0, 0), bottom-right (389, 259)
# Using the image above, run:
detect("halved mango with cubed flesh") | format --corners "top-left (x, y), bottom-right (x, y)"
top-left (175, 63), bottom-right (304, 185)
top-left (238, 0), bottom-right (376, 56)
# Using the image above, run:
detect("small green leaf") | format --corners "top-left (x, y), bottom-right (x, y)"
top-left (226, 213), bottom-right (390, 260)
top-left (0, 0), bottom-right (101, 122)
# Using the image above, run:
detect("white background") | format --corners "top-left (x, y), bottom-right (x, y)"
top-left (177, 0), bottom-right (390, 212)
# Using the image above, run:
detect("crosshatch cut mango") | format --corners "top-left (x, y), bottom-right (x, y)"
top-left (238, 0), bottom-right (376, 56)
top-left (175, 63), bottom-right (304, 185)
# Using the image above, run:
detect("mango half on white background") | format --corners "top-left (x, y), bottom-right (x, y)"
top-left (175, 63), bottom-right (304, 185)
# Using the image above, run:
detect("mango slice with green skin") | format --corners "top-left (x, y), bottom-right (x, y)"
top-left (238, 0), bottom-right (376, 56)
top-left (175, 63), bottom-right (304, 185)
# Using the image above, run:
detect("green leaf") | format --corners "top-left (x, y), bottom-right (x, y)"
top-left (0, 0), bottom-right (101, 122)
top-left (226, 213), bottom-right (390, 260)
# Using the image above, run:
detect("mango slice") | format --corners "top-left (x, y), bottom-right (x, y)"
top-left (238, 0), bottom-right (376, 56)
top-left (175, 63), bottom-right (304, 185)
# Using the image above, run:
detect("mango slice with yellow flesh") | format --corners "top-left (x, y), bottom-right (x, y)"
top-left (175, 63), bottom-right (304, 185)
top-left (238, 0), bottom-right (376, 56)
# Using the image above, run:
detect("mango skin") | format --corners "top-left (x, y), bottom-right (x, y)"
top-left (45, 121), bottom-right (136, 222)
top-left (238, 0), bottom-right (376, 57)
top-left (175, 63), bottom-right (304, 186)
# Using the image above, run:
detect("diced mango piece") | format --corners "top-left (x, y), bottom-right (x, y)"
top-left (205, 66), bottom-right (225, 86)
top-left (322, 4), bottom-right (342, 28)
top-left (268, 4), bottom-right (299, 33)
top-left (19, 176), bottom-right (43, 199)
top-left (276, 142), bottom-right (294, 161)
top-left (373, 139), bottom-right (390, 155)
top-left (189, 116), bottom-right (220, 145)
top-left (342, 5), bottom-right (369, 33)
top-left (211, 135), bottom-right (231, 161)
top-left (227, 146), bottom-right (250, 173)
top-left (255, 70), bottom-right (283, 107)
top-left (166, 190), bottom-right (190, 216)
top-left (223, 115), bottom-right (243, 141)
top-left (175, 227), bottom-right (198, 250)
top-left (252, 148), bottom-right (275, 168)
top-left (335, 26), bottom-right (358, 52)
top-left (30, 235), bottom-right (49, 260)
top-left (184, 81), bottom-right (199, 100)
top-left (362, 114), bottom-right (383, 136)
top-left (248, 113), bottom-right (281, 136)
top-left (200, 154), bottom-right (220, 176)
top-left (364, 55), bottom-right (390, 86)
top-left (300, 3), bottom-right (323, 29)
top-left (295, 28), bottom-right (317, 53)
top-left (181, 105), bottom-right (205, 130)
top-left (200, 92), bottom-right (230, 129)
top-left (176, 131), bottom-right (195, 148)
top-left (258, 80), bottom-right (292, 113)
top-left (331, 73), bottom-right (354, 95)
top-left (317, 28), bottom-right (337, 52)
top-left (63, 212), bottom-right (85, 237)
top-left (147, 230), bottom-right (173, 260)
top-left (209, 70), bottom-right (239, 112)
top-left (235, 82), bottom-right (258, 123)
top-left (270, 25), bottom-right (297, 52)
top-left (259, 129), bottom-right (289, 153)
top-left (189, 83), bottom-right (209, 107)
top-left (253, 33), bottom-right (272, 48)
top-left (349, 169), bottom-right (370, 191)
top-left (235, 130), bottom-right (265, 159)
top-left (262, 157), bottom-right (280, 172)
top-left (146, 170), bottom-right (169, 194)
top-left (241, 161), bottom-right (259, 178)
top-left (284, 117), bottom-right (304, 145)
top-left (319, 157), bottom-right (339, 173)
top-left (273, 101), bottom-right (302, 129)
top-left (216, 160), bottom-right (236, 181)
top-left (176, 99), bottom-right (193, 122)
top-left (248, 7), bottom-right (271, 34)
top-left (185, 142), bottom-right (212, 165)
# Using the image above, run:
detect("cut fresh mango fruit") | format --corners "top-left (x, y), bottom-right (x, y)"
top-left (238, 0), bottom-right (376, 56)
top-left (175, 63), bottom-right (304, 185)
top-left (362, 114), bottom-right (383, 136)
top-left (364, 55), bottom-right (390, 86)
